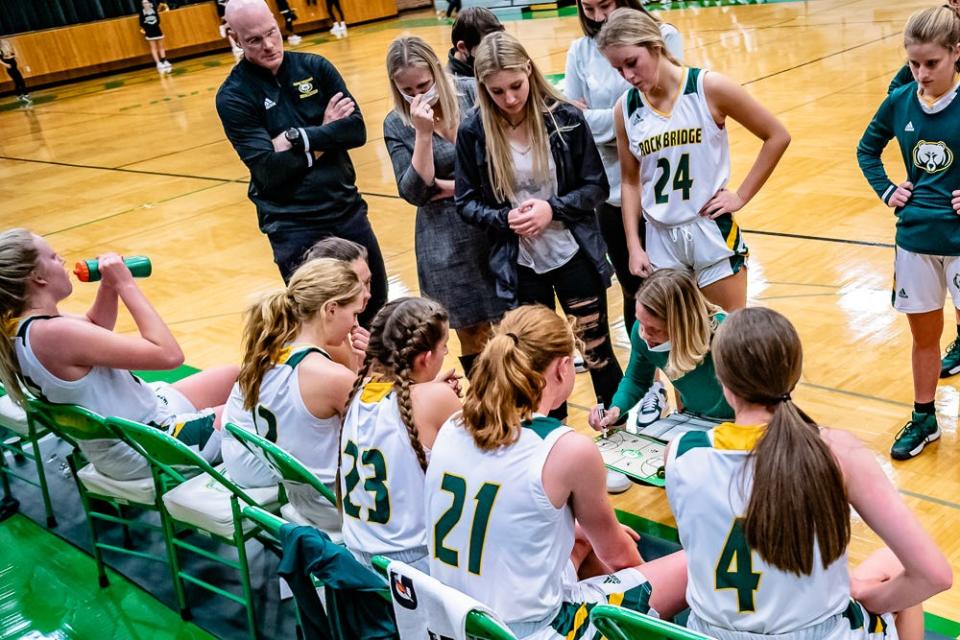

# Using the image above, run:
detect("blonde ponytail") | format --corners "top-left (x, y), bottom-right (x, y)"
top-left (0, 228), bottom-right (39, 406)
top-left (462, 305), bottom-right (576, 450)
top-left (238, 258), bottom-right (362, 410)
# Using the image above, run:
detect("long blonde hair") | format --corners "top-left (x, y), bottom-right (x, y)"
top-left (596, 7), bottom-right (681, 67)
top-left (473, 31), bottom-right (569, 203)
top-left (462, 305), bottom-right (576, 451)
top-left (0, 228), bottom-right (38, 406)
top-left (714, 308), bottom-right (849, 575)
top-left (238, 258), bottom-right (362, 410)
top-left (344, 297), bottom-right (449, 471)
top-left (386, 36), bottom-right (461, 132)
top-left (636, 269), bottom-right (722, 379)
top-left (905, 5), bottom-right (960, 73)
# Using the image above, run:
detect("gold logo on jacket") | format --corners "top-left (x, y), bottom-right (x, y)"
top-left (293, 77), bottom-right (318, 99)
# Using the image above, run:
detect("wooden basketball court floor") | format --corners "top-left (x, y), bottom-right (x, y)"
top-left (1, 0), bottom-right (958, 627)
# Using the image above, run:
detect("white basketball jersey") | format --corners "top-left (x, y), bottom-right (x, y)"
top-left (222, 345), bottom-right (340, 488)
top-left (624, 68), bottom-right (730, 226)
top-left (15, 315), bottom-right (159, 479)
top-left (340, 380), bottom-right (428, 556)
top-left (426, 415), bottom-right (576, 626)
top-left (666, 423), bottom-right (851, 634)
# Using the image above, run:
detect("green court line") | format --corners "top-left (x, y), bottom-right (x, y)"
top-left (899, 489), bottom-right (960, 513)
top-left (798, 381), bottom-right (913, 408)
top-left (43, 182), bottom-right (227, 237)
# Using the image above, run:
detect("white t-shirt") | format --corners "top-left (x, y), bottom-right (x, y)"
top-left (510, 144), bottom-right (579, 273)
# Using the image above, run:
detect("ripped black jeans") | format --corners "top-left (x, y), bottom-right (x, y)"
top-left (516, 251), bottom-right (623, 414)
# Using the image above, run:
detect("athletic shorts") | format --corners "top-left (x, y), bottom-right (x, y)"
top-left (645, 214), bottom-right (748, 288)
top-left (687, 601), bottom-right (897, 640)
top-left (892, 247), bottom-right (960, 313)
top-left (79, 382), bottom-right (219, 481)
top-left (516, 567), bottom-right (653, 639)
top-left (350, 546), bottom-right (430, 575)
top-left (151, 382), bottom-right (221, 464)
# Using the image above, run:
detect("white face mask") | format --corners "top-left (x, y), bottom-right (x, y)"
top-left (400, 82), bottom-right (439, 106)
top-left (644, 339), bottom-right (672, 353)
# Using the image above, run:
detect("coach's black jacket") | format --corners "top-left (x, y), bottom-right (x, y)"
top-left (454, 101), bottom-right (612, 305)
top-left (216, 52), bottom-right (366, 233)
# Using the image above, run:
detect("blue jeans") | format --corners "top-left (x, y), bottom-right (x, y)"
top-left (267, 208), bottom-right (388, 328)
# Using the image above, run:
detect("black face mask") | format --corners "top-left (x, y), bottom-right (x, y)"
top-left (584, 15), bottom-right (605, 34)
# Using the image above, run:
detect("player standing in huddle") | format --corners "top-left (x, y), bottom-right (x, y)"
top-left (887, 0), bottom-right (960, 381)
top-left (667, 307), bottom-right (951, 639)
top-left (340, 297), bottom-right (462, 573)
top-left (565, 0), bottom-right (683, 335)
top-left (857, 5), bottom-right (960, 460)
top-left (426, 305), bottom-right (687, 639)
top-left (139, 0), bottom-right (172, 74)
top-left (601, 8), bottom-right (790, 311)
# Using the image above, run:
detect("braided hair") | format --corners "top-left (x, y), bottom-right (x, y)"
top-left (343, 297), bottom-right (449, 472)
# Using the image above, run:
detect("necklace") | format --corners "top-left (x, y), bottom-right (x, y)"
top-left (506, 113), bottom-right (527, 130)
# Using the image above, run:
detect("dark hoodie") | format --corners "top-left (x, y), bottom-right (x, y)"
top-left (447, 47), bottom-right (473, 78)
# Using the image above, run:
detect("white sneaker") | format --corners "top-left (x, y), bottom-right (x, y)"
top-left (156, 62), bottom-right (167, 74)
top-left (606, 470), bottom-right (631, 494)
top-left (330, 23), bottom-right (340, 36)
top-left (634, 382), bottom-right (668, 429)
top-left (288, 34), bottom-right (302, 45)
top-left (338, 21), bottom-right (347, 35)
top-left (574, 351), bottom-right (587, 373)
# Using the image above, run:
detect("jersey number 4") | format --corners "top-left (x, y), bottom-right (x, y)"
top-left (342, 441), bottom-right (390, 524)
top-left (653, 153), bottom-right (694, 204)
top-left (433, 474), bottom-right (500, 575)
top-left (715, 518), bottom-right (762, 612)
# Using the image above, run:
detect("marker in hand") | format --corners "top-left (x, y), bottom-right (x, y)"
top-left (597, 396), bottom-right (607, 439)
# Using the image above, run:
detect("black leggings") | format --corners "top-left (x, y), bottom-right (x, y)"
top-left (5, 65), bottom-right (26, 96)
top-left (326, 0), bottom-right (345, 22)
top-left (446, 0), bottom-right (462, 17)
top-left (596, 202), bottom-right (645, 335)
top-left (516, 251), bottom-right (623, 411)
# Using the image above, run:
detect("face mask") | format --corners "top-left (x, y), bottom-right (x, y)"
top-left (400, 82), bottom-right (439, 106)
top-left (644, 338), bottom-right (672, 353)
top-left (584, 15), bottom-right (605, 34)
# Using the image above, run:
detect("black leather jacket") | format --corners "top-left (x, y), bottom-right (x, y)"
top-left (455, 102), bottom-right (612, 304)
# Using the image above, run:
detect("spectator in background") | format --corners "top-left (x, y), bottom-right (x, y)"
top-left (275, 0), bottom-right (302, 44)
top-left (447, 7), bottom-right (504, 79)
top-left (0, 40), bottom-right (30, 104)
top-left (139, 0), bottom-right (172, 74)
top-left (216, 0), bottom-right (245, 61)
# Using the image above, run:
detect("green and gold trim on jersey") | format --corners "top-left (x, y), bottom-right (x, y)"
top-left (276, 344), bottom-right (328, 369)
top-left (549, 580), bottom-right (653, 638)
top-left (522, 415), bottom-right (565, 439)
top-left (360, 380), bottom-right (395, 403)
top-left (712, 422), bottom-right (765, 451)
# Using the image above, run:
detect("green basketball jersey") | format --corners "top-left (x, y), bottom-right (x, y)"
top-left (857, 81), bottom-right (960, 256)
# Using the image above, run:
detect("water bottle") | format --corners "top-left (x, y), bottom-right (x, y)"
top-left (73, 256), bottom-right (152, 282)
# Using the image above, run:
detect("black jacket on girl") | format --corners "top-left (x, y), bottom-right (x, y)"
top-left (454, 101), bottom-right (612, 305)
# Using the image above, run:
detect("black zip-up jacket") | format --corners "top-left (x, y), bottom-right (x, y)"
top-left (216, 52), bottom-right (366, 234)
top-left (455, 102), bottom-right (612, 304)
